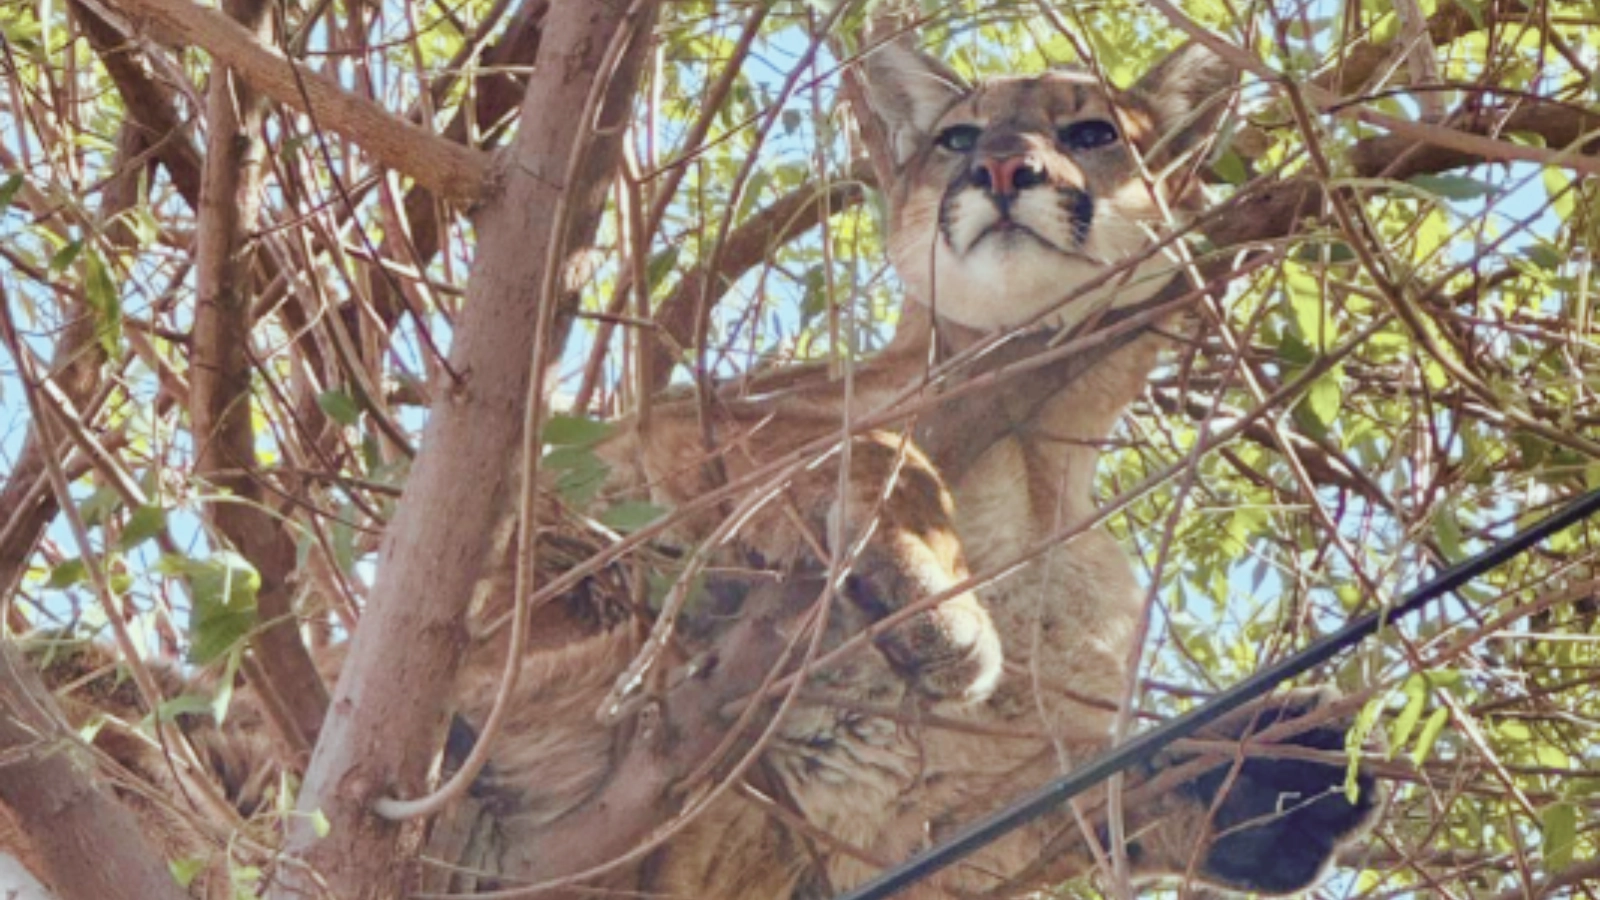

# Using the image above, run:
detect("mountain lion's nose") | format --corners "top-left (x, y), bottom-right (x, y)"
top-left (971, 155), bottom-right (1045, 197)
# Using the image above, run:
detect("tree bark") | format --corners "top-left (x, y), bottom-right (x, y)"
top-left (271, 1), bottom-right (658, 895)
top-left (73, 0), bottom-right (204, 208)
top-left (107, 0), bottom-right (489, 201)
top-left (0, 642), bottom-right (188, 900)
top-left (191, 0), bottom-right (327, 753)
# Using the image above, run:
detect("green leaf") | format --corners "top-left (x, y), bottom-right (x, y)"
top-left (799, 265), bottom-right (829, 320)
top-left (1388, 675), bottom-right (1429, 755)
top-left (1545, 167), bottom-right (1577, 221)
top-left (1283, 272), bottom-right (1327, 346)
top-left (1369, 10), bottom-right (1400, 43)
top-left (83, 248), bottom-right (122, 356)
top-left (119, 505), bottom-right (167, 550)
top-left (0, 173), bottom-right (24, 209)
top-left (1522, 243), bottom-right (1563, 271)
top-left (598, 500), bottom-right (668, 532)
top-left (46, 558), bottom-right (88, 589)
top-left (645, 246), bottom-right (681, 292)
top-left (49, 239), bottom-right (82, 273)
top-left (1534, 743), bottom-right (1571, 768)
top-left (1433, 508), bottom-right (1464, 561)
top-left (212, 646), bottom-right (241, 726)
top-left (169, 857), bottom-right (206, 888)
top-left (311, 808), bottom-right (332, 838)
top-left (164, 551), bottom-right (260, 665)
top-left (78, 485), bottom-right (122, 527)
top-left (229, 864), bottom-right (263, 892)
top-left (1345, 694), bottom-right (1385, 803)
top-left (1294, 240), bottom-right (1356, 265)
top-left (1299, 372), bottom-right (1343, 434)
top-left (1541, 801), bottom-right (1577, 871)
top-left (154, 693), bottom-right (215, 723)
top-left (555, 463), bottom-right (609, 508)
top-left (734, 168), bottom-right (773, 225)
top-left (1410, 706), bottom-right (1450, 766)
top-left (545, 441), bottom-right (610, 507)
top-left (1408, 174), bottom-right (1494, 201)
top-left (542, 414), bottom-right (613, 447)
top-left (543, 444), bottom-right (602, 472)
top-left (361, 432), bottom-right (383, 473)
top-left (331, 515), bottom-right (356, 574)
top-left (1212, 148), bottom-right (1247, 185)
top-left (317, 390), bottom-right (361, 426)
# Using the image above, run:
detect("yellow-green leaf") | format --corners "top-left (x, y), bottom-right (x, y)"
top-left (1541, 801), bottom-right (1577, 871)
top-left (1388, 675), bottom-right (1429, 756)
top-left (1410, 707), bottom-right (1450, 766)
top-left (119, 505), bottom-right (167, 550)
top-left (83, 248), bottom-right (122, 356)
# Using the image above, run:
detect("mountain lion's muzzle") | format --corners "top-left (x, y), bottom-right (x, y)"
top-left (938, 130), bottom-right (1100, 262)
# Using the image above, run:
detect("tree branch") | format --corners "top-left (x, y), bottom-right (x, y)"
top-left (272, 1), bottom-right (659, 894)
top-left (0, 642), bottom-right (189, 900)
top-left (190, 0), bottom-right (326, 753)
top-left (1348, 101), bottom-right (1600, 180)
top-left (101, 0), bottom-right (489, 201)
top-left (646, 169), bottom-right (871, 392)
top-left (72, 0), bottom-right (203, 209)
top-left (1315, 0), bottom-right (1509, 95)
top-left (1147, 0), bottom-right (1600, 177)
top-left (0, 117), bottom-right (140, 620)
top-left (366, 0), bottom-right (547, 329)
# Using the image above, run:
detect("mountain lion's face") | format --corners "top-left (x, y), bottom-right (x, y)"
top-left (865, 43), bottom-right (1235, 331)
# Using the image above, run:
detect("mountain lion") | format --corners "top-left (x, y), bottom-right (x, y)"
top-left (0, 34), bottom-right (1380, 900)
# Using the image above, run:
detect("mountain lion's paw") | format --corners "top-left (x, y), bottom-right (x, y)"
top-left (1181, 688), bottom-right (1384, 895)
top-left (868, 591), bottom-right (1003, 704)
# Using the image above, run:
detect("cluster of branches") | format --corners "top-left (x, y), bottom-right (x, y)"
top-left (0, 0), bottom-right (1597, 897)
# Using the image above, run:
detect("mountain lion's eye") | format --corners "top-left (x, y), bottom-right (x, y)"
top-left (1057, 120), bottom-right (1119, 151)
top-left (934, 125), bottom-right (981, 153)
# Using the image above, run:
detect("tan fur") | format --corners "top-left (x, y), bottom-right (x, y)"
top-left (628, 50), bottom-right (1206, 897)
top-left (3, 39), bottom-right (1377, 900)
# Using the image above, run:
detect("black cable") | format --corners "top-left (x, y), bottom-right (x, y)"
top-left (834, 486), bottom-right (1600, 900)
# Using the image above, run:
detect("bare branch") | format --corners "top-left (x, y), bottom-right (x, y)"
top-left (99, 0), bottom-right (490, 201)
top-left (1147, 0), bottom-right (1600, 177)
top-left (1348, 102), bottom-right (1600, 180)
top-left (72, 0), bottom-right (203, 208)
top-left (0, 643), bottom-right (189, 900)
top-left (190, 0), bottom-right (326, 752)
top-left (647, 169), bottom-right (871, 392)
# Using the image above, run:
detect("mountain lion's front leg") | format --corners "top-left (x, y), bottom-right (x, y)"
top-left (607, 405), bottom-right (1002, 704)
top-left (825, 431), bottom-right (1002, 703)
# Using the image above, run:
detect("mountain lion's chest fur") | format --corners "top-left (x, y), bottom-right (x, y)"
top-left (620, 39), bottom-right (1236, 898)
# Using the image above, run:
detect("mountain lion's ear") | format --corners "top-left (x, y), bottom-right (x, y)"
top-left (862, 38), bottom-right (969, 165)
top-left (1126, 42), bottom-right (1237, 159)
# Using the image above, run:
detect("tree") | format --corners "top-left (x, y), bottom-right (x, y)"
top-left (1, 0), bottom-right (1598, 897)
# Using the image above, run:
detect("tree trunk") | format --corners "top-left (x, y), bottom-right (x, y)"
top-left (270, 1), bottom-right (658, 895)
top-left (190, 0), bottom-right (329, 753)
